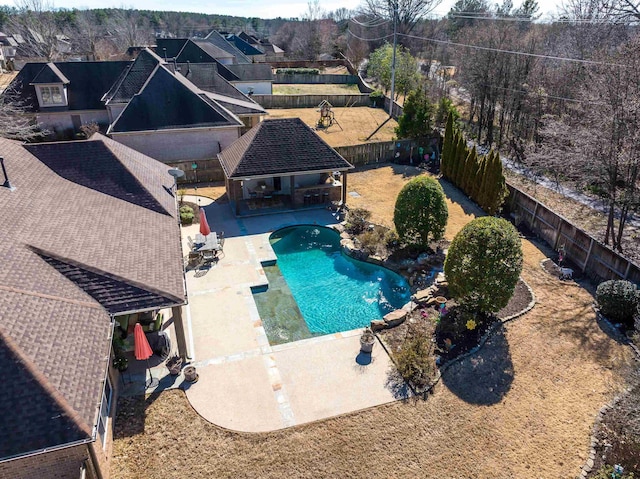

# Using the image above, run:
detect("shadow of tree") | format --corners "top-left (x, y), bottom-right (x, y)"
top-left (385, 369), bottom-right (412, 400)
top-left (437, 177), bottom-right (487, 218)
top-left (441, 325), bottom-right (514, 405)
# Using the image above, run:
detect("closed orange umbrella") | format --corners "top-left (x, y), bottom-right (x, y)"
top-left (199, 208), bottom-right (211, 237)
top-left (134, 323), bottom-right (157, 388)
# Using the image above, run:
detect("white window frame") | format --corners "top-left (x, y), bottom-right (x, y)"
top-left (97, 376), bottom-right (113, 449)
top-left (35, 83), bottom-right (67, 107)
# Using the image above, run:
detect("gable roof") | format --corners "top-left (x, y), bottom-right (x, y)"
top-left (30, 63), bottom-right (70, 85)
top-left (7, 61), bottom-right (130, 112)
top-left (0, 134), bottom-right (185, 461)
top-left (202, 30), bottom-right (251, 63)
top-left (177, 63), bottom-right (266, 116)
top-left (238, 31), bottom-right (260, 45)
top-left (102, 50), bottom-right (162, 104)
top-left (109, 65), bottom-right (242, 133)
top-left (218, 118), bottom-right (353, 179)
top-left (224, 34), bottom-right (264, 57)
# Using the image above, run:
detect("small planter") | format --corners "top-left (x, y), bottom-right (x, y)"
top-left (166, 355), bottom-right (183, 376)
top-left (113, 356), bottom-right (128, 372)
top-left (360, 328), bottom-right (375, 353)
top-left (183, 365), bottom-right (199, 383)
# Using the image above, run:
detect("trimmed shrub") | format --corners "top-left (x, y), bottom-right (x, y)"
top-left (596, 280), bottom-right (639, 328)
top-left (275, 68), bottom-right (320, 75)
top-left (444, 217), bottom-right (523, 314)
top-left (393, 176), bottom-right (448, 247)
top-left (179, 205), bottom-right (194, 224)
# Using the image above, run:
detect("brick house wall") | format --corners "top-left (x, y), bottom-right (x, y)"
top-left (111, 126), bottom-right (241, 164)
top-left (0, 444), bottom-right (91, 479)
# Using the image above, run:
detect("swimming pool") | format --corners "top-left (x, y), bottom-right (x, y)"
top-left (257, 225), bottom-right (411, 338)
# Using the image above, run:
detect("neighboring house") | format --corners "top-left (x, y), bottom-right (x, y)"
top-left (224, 33), bottom-right (265, 63)
top-left (0, 134), bottom-right (186, 479)
top-left (6, 60), bottom-right (130, 136)
top-left (218, 117), bottom-right (353, 216)
top-left (155, 38), bottom-right (273, 95)
top-left (237, 31), bottom-right (285, 60)
top-left (104, 48), bottom-right (265, 163)
top-left (0, 32), bottom-right (18, 70)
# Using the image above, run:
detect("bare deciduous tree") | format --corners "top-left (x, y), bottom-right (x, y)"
top-left (9, 0), bottom-right (64, 61)
top-left (363, 0), bottom-right (443, 35)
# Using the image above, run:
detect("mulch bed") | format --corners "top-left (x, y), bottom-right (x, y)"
top-left (379, 277), bottom-right (534, 371)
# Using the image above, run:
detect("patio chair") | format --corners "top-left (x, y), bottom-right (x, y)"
top-left (218, 232), bottom-right (225, 251)
top-left (202, 250), bottom-right (216, 264)
top-left (187, 236), bottom-right (195, 251)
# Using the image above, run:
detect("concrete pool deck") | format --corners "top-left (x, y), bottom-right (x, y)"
top-left (177, 197), bottom-right (408, 432)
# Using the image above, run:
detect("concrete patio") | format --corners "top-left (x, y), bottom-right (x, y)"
top-left (134, 196), bottom-right (407, 432)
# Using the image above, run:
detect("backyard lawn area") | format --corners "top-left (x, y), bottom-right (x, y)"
top-left (273, 84), bottom-right (361, 95)
top-left (266, 106), bottom-right (398, 146)
top-left (114, 165), bottom-right (633, 478)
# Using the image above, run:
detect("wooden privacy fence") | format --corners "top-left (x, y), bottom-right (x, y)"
top-left (172, 159), bottom-right (225, 184)
top-left (506, 184), bottom-right (640, 284)
top-left (273, 73), bottom-right (359, 84)
top-left (335, 140), bottom-right (415, 166)
top-left (253, 94), bottom-right (371, 109)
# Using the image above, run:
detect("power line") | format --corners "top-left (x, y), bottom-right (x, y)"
top-left (349, 16), bottom-right (391, 27)
top-left (398, 32), bottom-right (627, 67)
top-left (346, 28), bottom-right (393, 42)
top-left (448, 12), bottom-right (630, 24)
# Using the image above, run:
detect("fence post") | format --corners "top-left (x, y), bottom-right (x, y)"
top-left (530, 200), bottom-right (539, 229)
top-left (583, 238), bottom-right (594, 273)
top-left (624, 261), bottom-right (631, 280)
top-left (552, 221), bottom-right (563, 251)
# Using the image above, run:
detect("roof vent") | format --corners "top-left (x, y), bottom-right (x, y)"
top-left (0, 157), bottom-right (15, 191)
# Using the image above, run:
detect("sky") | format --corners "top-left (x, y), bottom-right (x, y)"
top-left (0, 0), bottom-right (562, 20)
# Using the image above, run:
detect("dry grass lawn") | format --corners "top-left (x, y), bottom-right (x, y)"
top-left (114, 166), bottom-right (634, 479)
top-left (273, 84), bottom-right (361, 95)
top-left (266, 107), bottom-right (398, 146)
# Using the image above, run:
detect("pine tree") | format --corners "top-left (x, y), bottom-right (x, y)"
top-left (454, 135), bottom-right (467, 188)
top-left (478, 150), bottom-right (494, 212)
top-left (487, 151), bottom-right (507, 215)
top-left (471, 154), bottom-right (486, 204)
top-left (461, 146), bottom-right (477, 194)
top-left (442, 113), bottom-right (454, 178)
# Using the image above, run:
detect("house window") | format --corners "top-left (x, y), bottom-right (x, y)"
top-left (97, 376), bottom-right (113, 449)
top-left (37, 85), bottom-right (66, 107)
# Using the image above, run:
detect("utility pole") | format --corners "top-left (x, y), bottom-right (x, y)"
top-left (388, 0), bottom-right (398, 118)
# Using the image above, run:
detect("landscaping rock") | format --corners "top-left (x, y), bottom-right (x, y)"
top-left (370, 319), bottom-right (386, 331)
top-left (369, 255), bottom-right (384, 265)
top-left (383, 309), bottom-right (408, 327)
top-left (413, 289), bottom-right (434, 303)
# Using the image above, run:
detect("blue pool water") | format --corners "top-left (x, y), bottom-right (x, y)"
top-left (267, 225), bottom-right (412, 335)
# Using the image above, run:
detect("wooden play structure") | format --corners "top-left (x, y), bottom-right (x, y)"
top-left (316, 100), bottom-right (343, 131)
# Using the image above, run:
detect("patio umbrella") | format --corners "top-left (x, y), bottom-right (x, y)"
top-left (199, 208), bottom-right (211, 237)
top-left (134, 323), bottom-right (158, 389)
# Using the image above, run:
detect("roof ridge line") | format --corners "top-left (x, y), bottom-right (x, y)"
top-left (0, 283), bottom-right (101, 310)
top-left (0, 326), bottom-right (93, 441)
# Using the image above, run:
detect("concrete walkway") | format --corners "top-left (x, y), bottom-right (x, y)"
top-left (177, 197), bottom-right (406, 432)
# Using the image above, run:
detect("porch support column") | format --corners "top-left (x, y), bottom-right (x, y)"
top-left (171, 305), bottom-right (191, 361)
top-left (290, 175), bottom-right (296, 208)
top-left (341, 172), bottom-right (348, 205)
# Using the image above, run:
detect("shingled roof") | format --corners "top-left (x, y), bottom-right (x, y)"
top-left (102, 50), bottom-right (162, 104)
top-left (0, 134), bottom-right (185, 461)
top-left (224, 34), bottom-right (264, 57)
top-left (202, 30), bottom-right (251, 63)
top-left (218, 118), bottom-right (353, 179)
top-left (7, 61), bottom-right (130, 112)
top-left (225, 63), bottom-right (273, 82)
top-left (108, 65), bottom-right (242, 133)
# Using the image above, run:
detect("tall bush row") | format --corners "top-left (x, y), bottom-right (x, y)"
top-left (440, 113), bottom-right (507, 215)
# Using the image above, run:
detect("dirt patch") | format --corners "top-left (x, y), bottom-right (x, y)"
top-left (497, 279), bottom-right (533, 319)
top-left (112, 165), bottom-right (634, 479)
top-left (266, 107), bottom-right (398, 146)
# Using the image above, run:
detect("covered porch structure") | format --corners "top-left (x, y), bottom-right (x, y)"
top-left (218, 117), bottom-right (354, 217)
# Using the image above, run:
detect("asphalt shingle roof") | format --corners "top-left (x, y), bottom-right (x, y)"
top-left (202, 31), bottom-right (251, 63)
top-left (30, 63), bottom-right (70, 84)
top-left (225, 34), bottom-right (264, 56)
top-left (109, 65), bottom-right (242, 133)
top-left (7, 61), bottom-right (130, 112)
top-left (226, 63), bottom-right (273, 82)
top-left (218, 118), bottom-right (353, 178)
top-left (103, 50), bottom-right (162, 104)
top-left (0, 134), bottom-right (185, 460)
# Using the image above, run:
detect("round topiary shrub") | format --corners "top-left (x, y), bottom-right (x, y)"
top-left (179, 205), bottom-right (194, 225)
top-left (444, 217), bottom-right (523, 314)
top-left (596, 280), bottom-right (639, 328)
top-left (393, 176), bottom-right (448, 247)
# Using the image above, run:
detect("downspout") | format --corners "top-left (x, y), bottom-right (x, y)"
top-left (87, 441), bottom-right (104, 479)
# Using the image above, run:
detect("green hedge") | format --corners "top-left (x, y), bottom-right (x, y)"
top-left (275, 68), bottom-right (320, 75)
top-left (596, 280), bottom-right (639, 328)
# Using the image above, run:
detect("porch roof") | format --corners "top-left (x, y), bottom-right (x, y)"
top-left (218, 118), bottom-right (354, 179)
